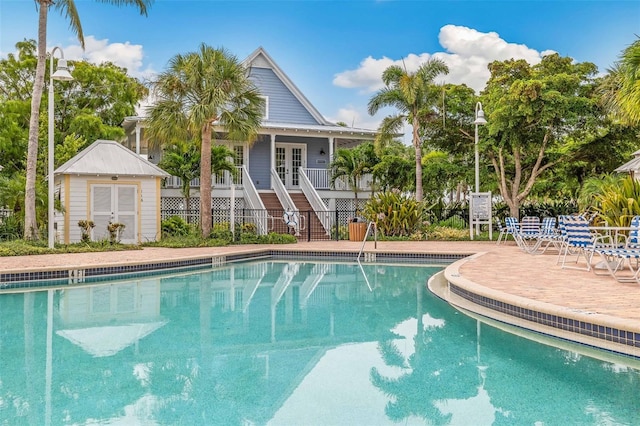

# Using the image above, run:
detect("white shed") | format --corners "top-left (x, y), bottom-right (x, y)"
top-left (54, 139), bottom-right (170, 244)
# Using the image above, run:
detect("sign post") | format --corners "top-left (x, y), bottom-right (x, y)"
top-left (470, 192), bottom-right (492, 240)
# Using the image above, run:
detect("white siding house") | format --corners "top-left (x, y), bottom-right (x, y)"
top-left (54, 139), bottom-right (169, 244)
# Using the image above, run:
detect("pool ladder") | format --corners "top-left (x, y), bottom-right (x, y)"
top-left (356, 221), bottom-right (377, 262)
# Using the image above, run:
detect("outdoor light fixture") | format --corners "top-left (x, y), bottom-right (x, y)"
top-left (473, 102), bottom-right (487, 195)
top-left (471, 102), bottom-right (487, 238)
top-left (48, 47), bottom-right (74, 248)
top-left (320, 148), bottom-right (326, 156)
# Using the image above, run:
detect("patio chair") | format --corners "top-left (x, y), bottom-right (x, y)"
top-left (504, 217), bottom-right (523, 248)
top-left (526, 216), bottom-right (562, 255)
top-left (517, 216), bottom-right (541, 252)
top-left (590, 215), bottom-right (640, 282)
top-left (495, 217), bottom-right (517, 245)
top-left (559, 215), bottom-right (611, 271)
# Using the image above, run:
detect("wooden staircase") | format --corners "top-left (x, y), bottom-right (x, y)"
top-left (290, 193), bottom-right (331, 240)
top-left (258, 192), bottom-right (330, 240)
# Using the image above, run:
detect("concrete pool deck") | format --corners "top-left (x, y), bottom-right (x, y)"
top-left (1, 239), bottom-right (639, 356)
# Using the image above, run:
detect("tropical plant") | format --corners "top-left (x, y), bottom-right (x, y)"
top-left (362, 190), bottom-right (425, 237)
top-left (368, 59), bottom-right (449, 201)
top-left (146, 44), bottom-right (263, 238)
top-left (77, 219), bottom-right (94, 242)
top-left (161, 215), bottom-right (192, 238)
top-left (106, 221), bottom-right (125, 244)
top-left (591, 175), bottom-right (640, 227)
top-left (159, 141), bottom-right (201, 212)
top-left (601, 37), bottom-right (640, 125)
top-left (329, 146), bottom-right (374, 209)
top-left (23, 0), bottom-right (152, 240)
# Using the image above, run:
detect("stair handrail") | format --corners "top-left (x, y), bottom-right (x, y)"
top-left (357, 221), bottom-right (378, 262)
top-left (270, 168), bottom-right (300, 235)
top-left (241, 166), bottom-right (268, 235)
top-left (299, 167), bottom-right (332, 235)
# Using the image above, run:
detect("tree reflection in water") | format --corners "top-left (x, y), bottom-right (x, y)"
top-left (371, 284), bottom-right (480, 424)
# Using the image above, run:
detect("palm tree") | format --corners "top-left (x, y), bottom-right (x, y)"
top-left (599, 38), bottom-right (640, 125)
top-left (158, 141), bottom-right (201, 213)
top-left (329, 146), bottom-right (373, 212)
top-left (617, 38), bottom-right (640, 124)
top-left (24, 0), bottom-right (152, 240)
top-left (368, 59), bottom-right (449, 202)
top-left (146, 44), bottom-right (263, 237)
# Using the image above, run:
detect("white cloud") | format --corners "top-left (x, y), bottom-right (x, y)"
top-left (326, 106), bottom-right (382, 130)
top-left (330, 24), bottom-right (559, 140)
top-left (61, 36), bottom-right (155, 80)
top-left (333, 24), bottom-right (554, 94)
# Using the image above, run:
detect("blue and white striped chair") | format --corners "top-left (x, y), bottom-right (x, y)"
top-left (591, 215), bottom-right (640, 282)
top-left (496, 217), bottom-right (517, 245)
top-left (559, 215), bottom-right (610, 271)
top-left (526, 216), bottom-right (562, 254)
top-left (517, 216), bottom-right (541, 252)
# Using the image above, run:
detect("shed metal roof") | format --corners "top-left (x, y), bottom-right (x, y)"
top-left (55, 139), bottom-right (170, 177)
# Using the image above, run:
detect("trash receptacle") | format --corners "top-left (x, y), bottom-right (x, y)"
top-left (349, 220), bottom-right (367, 242)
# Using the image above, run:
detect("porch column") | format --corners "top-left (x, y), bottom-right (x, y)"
top-left (270, 133), bottom-right (276, 189)
top-left (135, 120), bottom-right (141, 155)
top-left (329, 136), bottom-right (334, 160)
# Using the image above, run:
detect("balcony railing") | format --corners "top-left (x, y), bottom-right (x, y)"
top-left (164, 167), bottom-right (242, 189)
top-left (164, 167), bottom-right (372, 192)
top-left (303, 168), bottom-right (373, 191)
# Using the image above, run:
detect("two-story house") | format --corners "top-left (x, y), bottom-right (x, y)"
top-left (121, 47), bottom-right (378, 238)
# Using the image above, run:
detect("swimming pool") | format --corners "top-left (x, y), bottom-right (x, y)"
top-left (1, 260), bottom-right (639, 425)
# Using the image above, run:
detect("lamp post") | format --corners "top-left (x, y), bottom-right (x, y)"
top-left (472, 102), bottom-right (487, 237)
top-left (48, 47), bottom-right (74, 248)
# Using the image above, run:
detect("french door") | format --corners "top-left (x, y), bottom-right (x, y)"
top-left (275, 143), bottom-right (306, 189)
top-left (91, 184), bottom-right (137, 244)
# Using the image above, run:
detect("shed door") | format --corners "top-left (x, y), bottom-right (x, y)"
top-left (91, 184), bottom-right (137, 244)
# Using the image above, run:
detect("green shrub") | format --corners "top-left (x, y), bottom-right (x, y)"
top-left (238, 232), bottom-right (297, 244)
top-left (210, 222), bottom-right (233, 243)
top-left (0, 214), bottom-right (22, 241)
top-left (331, 224), bottom-right (349, 240)
top-left (162, 216), bottom-right (192, 237)
top-left (427, 226), bottom-right (469, 241)
top-left (436, 216), bottom-right (466, 229)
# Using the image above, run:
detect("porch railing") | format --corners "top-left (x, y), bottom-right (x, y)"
top-left (241, 166), bottom-right (268, 235)
top-left (299, 167), bottom-right (331, 235)
top-left (271, 168), bottom-right (299, 235)
top-left (164, 166), bottom-right (242, 189)
top-left (303, 168), bottom-right (374, 192)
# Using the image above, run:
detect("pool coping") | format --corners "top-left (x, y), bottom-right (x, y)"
top-left (0, 247), bottom-right (468, 290)
top-left (440, 252), bottom-right (640, 359)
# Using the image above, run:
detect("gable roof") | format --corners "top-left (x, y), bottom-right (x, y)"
top-left (243, 47), bottom-right (331, 126)
top-left (614, 149), bottom-right (640, 173)
top-left (55, 139), bottom-right (170, 177)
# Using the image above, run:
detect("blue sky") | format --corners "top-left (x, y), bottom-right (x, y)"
top-left (1, 0), bottom-right (639, 132)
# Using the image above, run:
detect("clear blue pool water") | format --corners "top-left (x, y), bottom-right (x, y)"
top-left (1, 260), bottom-right (640, 425)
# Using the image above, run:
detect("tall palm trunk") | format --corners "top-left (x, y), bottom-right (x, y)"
top-left (24, 2), bottom-right (50, 239)
top-left (412, 115), bottom-right (423, 202)
top-left (200, 122), bottom-right (212, 237)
